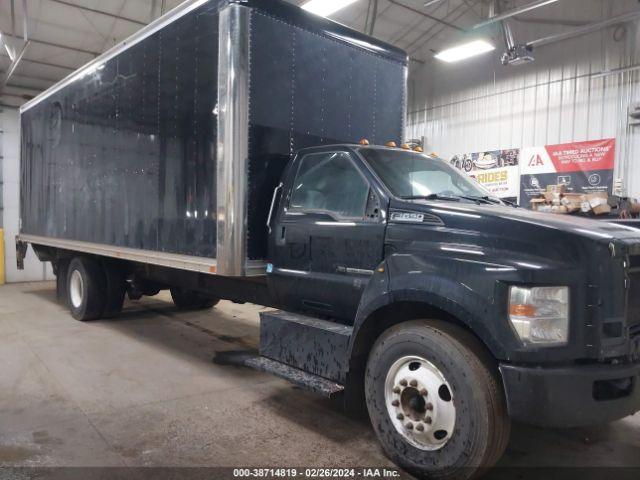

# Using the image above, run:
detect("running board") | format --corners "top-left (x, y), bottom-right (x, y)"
top-left (214, 351), bottom-right (344, 398)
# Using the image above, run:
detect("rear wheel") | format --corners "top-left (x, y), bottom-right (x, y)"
top-left (365, 320), bottom-right (510, 480)
top-left (55, 259), bottom-right (70, 302)
top-left (170, 287), bottom-right (219, 310)
top-left (67, 257), bottom-right (107, 321)
top-left (102, 261), bottom-right (126, 318)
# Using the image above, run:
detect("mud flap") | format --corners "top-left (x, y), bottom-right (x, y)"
top-left (15, 238), bottom-right (28, 270)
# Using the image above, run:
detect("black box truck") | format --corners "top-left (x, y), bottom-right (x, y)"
top-left (16, 0), bottom-right (640, 478)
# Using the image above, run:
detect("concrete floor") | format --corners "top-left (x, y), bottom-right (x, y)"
top-left (1, 282), bottom-right (639, 477)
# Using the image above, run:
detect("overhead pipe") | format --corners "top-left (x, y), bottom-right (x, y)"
top-left (0, 31), bottom-right (16, 60)
top-left (527, 9), bottom-right (640, 48)
top-left (21, 0), bottom-right (28, 41)
top-left (368, 0), bottom-right (379, 36)
top-left (10, 0), bottom-right (16, 36)
top-left (473, 0), bottom-right (562, 29)
top-left (512, 16), bottom-right (589, 27)
top-left (387, 0), bottom-right (465, 32)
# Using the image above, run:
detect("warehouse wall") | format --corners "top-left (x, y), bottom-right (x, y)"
top-left (407, 0), bottom-right (640, 197)
top-left (0, 107), bottom-right (54, 282)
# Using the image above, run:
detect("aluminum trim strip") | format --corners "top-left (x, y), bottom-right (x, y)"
top-left (18, 234), bottom-right (266, 276)
top-left (216, 4), bottom-right (250, 276)
top-left (20, 0), bottom-right (212, 113)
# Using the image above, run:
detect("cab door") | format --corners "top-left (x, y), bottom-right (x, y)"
top-left (268, 149), bottom-right (386, 321)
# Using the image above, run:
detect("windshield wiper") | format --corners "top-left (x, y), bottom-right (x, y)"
top-left (458, 195), bottom-right (502, 205)
top-left (400, 194), bottom-right (461, 202)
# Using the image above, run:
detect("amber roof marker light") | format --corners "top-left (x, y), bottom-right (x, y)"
top-left (413, 146), bottom-right (424, 153)
top-left (385, 141), bottom-right (397, 148)
top-left (359, 138), bottom-right (370, 145)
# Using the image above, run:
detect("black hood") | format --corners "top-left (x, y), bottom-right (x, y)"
top-left (394, 199), bottom-right (640, 244)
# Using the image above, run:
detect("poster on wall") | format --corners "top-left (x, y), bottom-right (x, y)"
top-left (449, 149), bottom-right (520, 202)
top-left (519, 138), bottom-right (615, 209)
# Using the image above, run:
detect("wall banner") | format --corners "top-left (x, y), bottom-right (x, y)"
top-left (449, 149), bottom-right (520, 201)
top-left (519, 138), bottom-right (615, 208)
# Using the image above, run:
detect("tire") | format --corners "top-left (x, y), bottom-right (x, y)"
top-left (365, 320), bottom-right (511, 480)
top-left (170, 287), bottom-right (219, 310)
top-left (55, 259), bottom-right (70, 302)
top-left (102, 261), bottom-right (126, 318)
top-left (66, 257), bottom-right (107, 321)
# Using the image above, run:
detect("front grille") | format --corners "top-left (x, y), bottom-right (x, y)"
top-left (628, 269), bottom-right (640, 328)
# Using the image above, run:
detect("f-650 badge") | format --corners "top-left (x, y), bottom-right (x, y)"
top-left (390, 212), bottom-right (425, 223)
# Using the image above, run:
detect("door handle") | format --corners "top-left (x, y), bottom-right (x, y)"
top-left (266, 182), bottom-right (283, 234)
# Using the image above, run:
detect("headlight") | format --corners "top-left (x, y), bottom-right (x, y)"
top-left (508, 286), bottom-right (569, 346)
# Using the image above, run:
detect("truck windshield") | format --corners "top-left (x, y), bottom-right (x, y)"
top-left (359, 148), bottom-right (497, 202)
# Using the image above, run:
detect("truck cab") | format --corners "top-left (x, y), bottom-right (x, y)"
top-left (260, 142), bottom-right (640, 477)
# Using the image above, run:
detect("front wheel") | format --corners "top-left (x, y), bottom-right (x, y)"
top-left (365, 320), bottom-right (510, 479)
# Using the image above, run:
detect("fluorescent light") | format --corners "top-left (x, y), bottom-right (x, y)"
top-left (301, 0), bottom-right (359, 18)
top-left (435, 40), bottom-right (495, 63)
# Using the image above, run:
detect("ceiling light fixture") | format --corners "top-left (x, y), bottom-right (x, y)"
top-left (434, 40), bottom-right (495, 63)
top-left (301, 0), bottom-right (360, 18)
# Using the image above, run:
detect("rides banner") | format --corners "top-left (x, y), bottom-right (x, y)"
top-left (449, 149), bottom-right (520, 201)
top-left (519, 138), bottom-right (615, 209)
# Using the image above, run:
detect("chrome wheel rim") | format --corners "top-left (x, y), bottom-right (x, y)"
top-left (384, 355), bottom-right (456, 450)
top-left (69, 269), bottom-right (84, 309)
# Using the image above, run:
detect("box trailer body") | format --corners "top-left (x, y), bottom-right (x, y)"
top-left (17, 1), bottom-right (640, 478)
top-left (19, 0), bottom-right (406, 277)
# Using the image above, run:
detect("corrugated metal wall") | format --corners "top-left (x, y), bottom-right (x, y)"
top-left (1, 108), bottom-right (54, 283)
top-left (407, 0), bottom-right (640, 196)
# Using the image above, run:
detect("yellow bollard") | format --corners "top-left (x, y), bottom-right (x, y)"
top-left (0, 228), bottom-right (5, 285)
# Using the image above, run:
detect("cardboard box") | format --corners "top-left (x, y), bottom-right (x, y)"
top-left (530, 198), bottom-right (547, 211)
top-left (551, 205), bottom-right (568, 214)
top-left (586, 192), bottom-right (608, 205)
top-left (561, 193), bottom-right (583, 212)
top-left (537, 204), bottom-right (553, 213)
top-left (547, 184), bottom-right (567, 194)
top-left (593, 203), bottom-right (611, 215)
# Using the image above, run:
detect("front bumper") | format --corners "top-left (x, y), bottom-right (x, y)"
top-left (500, 361), bottom-right (640, 427)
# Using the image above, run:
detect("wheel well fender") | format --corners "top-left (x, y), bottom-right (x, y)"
top-left (347, 290), bottom-right (504, 380)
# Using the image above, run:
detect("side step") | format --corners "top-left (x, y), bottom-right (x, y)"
top-left (260, 310), bottom-right (353, 384)
top-left (214, 351), bottom-right (345, 398)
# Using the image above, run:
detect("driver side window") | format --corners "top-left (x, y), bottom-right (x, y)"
top-left (289, 151), bottom-right (369, 219)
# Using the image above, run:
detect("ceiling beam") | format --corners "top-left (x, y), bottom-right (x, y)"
top-left (5, 57), bottom-right (76, 71)
top-left (405, 0), bottom-right (475, 54)
top-left (9, 72), bottom-right (59, 84)
top-left (387, 0), bottom-right (466, 32)
top-left (0, 92), bottom-right (34, 100)
top-left (45, 0), bottom-right (147, 27)
top-left (3, 33), bottom-right (100, 56)
top-left (3, 40), bottom-right (30, 86)
top-left (5, 82), bottom-right (42, 94)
